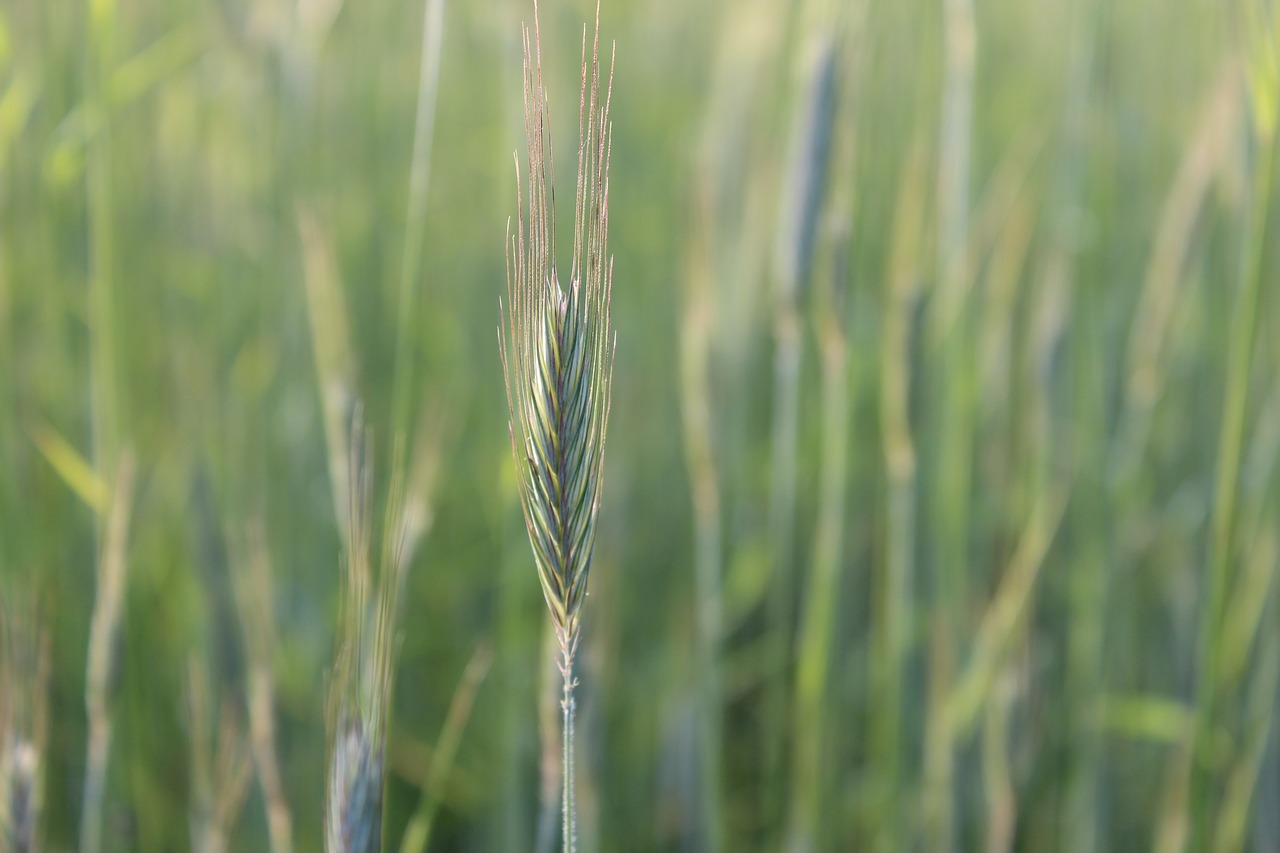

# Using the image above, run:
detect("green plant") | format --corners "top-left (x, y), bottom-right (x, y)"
top-left (229, 523), bottom-right (295, 853)
top-left (80, 453), bottom-right (135, 853)
top-left (324, 426), bottom-right (415, 853)
top-left (499, 4), bottom-right (615, 851)
top-left (184, 656), bottom-right (251, 853)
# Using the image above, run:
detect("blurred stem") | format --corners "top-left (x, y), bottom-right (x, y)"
top-left (81, 452), bottom-right (135, 853)
top-left (1048, 2), bottom-right (1102, 851)
top-left (786, 15), bottom-right (859, 840)
top-left (873, 146), bottom-right (926, 852)
top-left (983, 674), bottom-right (1015, 853)
top-left (679, 192), bottom-right (724, 853)
top-left (923, 628), bottom-right (956, 853)
top-left (1211, 528), bottom-right (1279, 853)
top-left (765, 299), bottom-right (801, 790)
top-left (1114, 66), bottom-right (1239, 481)
top-left (768, 307), bottom-right (802, 577)
top-left (1064, 142), bottom-right (1110, 853)
top-left (1189, 105), bottom-right (1277, 852)
top-left (399, 644), bottom-right (492, 853)
top-left (298, 209), bottom-right (357, 549)
top-left (936, 0), bottom-right (974, 285)
top-left (248, 666), bottom-right (294, 853)
top-left (230, 524), bottom-right (294, 853)
top-left (766, 13), bottom-right (838, 821)
top-left (82, 4), bottom-right (125, 845)
top-left (924, 1), bottom-right (975, 850)
top-left (786, 295), bottom-right (848, 853)
top-left (391, 0), bottom-right (446, 439)
top-left (86, 0), bottom-right (121, 474)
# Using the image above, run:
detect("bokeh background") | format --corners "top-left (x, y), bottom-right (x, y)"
top-left (1, 0), bottom-right (1279, 850)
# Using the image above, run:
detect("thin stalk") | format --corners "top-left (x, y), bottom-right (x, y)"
top-left (1043, 2), bottom-right (1102, 851)
top-left (1188, 104), bottom-right (1277, 851)
top-left (766, 26), bottom-right (838, 818)
top-left (872, 146), bottom-right (927, 852)
top-left (983, 672), bottom-right (1015, 853)
top-left (535, 629), bottom-right (562, 853)
top-left (785, 301), bottom-right (848, 853)
top-left (763, 298), bottom-right (800, 804)
top-left (390, 0), bottom-right (446, 438)
top-left (82, 3), bottom-right (127, 841)
top-left (299, 209), bottom-right (357, 550)
top-left (399, 644), bottom-right (492, 853)
top-left (561, 655), bottom-right (576, 853)
top-left (1211, 528), bottom-right (1279, 853)
top-left (924, 1), bottom-right (974, 848)
top-left (679, 190), bottom-right (724, 853)
top-left (86, 0), bottom-right (122, 474)
top-left (229, 523), bottom-right (294, 853)
top-left (324, 424), bottom-right (417, 853)
top-left (1103, 91), bottom-right (1239, 829)
top-left (1063, 194), bottom-right (1108, 853)
top-left (80, 452), bottom-right (136, 853)
top-left (1113, 66), bottom-right (1240, 479)
top-left (786, 12), bottom-right (859, 845)
top-left (185, 657), bottom-right (252, 853)
top-left (946, 488), bottom-right (1068, 742)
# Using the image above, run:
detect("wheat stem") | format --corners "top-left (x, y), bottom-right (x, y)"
top-left (80, 451), bottom-right (135, 853)
top-left (229, 523), bottom-right (294, 853)
top-left (561, 654), bottom-right (576, 853)
top-left (1188, 63), bottom-right (1278, 852)
top-left (398, 644), bottom-right (491, 853)
top-left (325, 419), bottom-right (421, 853)
top-left (391, 0), bottom-right (447, 438)
top-left (679, 187), bottom-right (724, 853)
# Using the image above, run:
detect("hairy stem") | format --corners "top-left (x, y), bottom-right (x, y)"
top-left (561, 653), bottom-right (576, 853)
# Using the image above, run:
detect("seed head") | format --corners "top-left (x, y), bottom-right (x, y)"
top-left (500, 2), bottom-right (616, 662)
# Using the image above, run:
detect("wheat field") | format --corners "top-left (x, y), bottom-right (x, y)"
top-left (0, 0), bottom-right (1277, 851)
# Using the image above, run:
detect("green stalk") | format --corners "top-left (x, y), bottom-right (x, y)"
top-left (873, 146), bottom-right (926, 852)
top-left (785, 300), bottom-right (848, 853)
top-left (561, 656), bottom-right (575, 853)
top-left (1189, 92), bottom-right (1277, 852)
top-left (1045, 3), bottom-right (1103, 850)
top-left (81, 1), bottom-right (125, 850)
top-left (399, 645), bottom-right (492, 853)
top-left (85, 0), bottom-right (121, 475)
top-left (786, 13), bottom-right (859, 844)
top-left (982, 673), bottom-right (1015, 853)
top-left (765, 301), bottom-right (801, 794)
top-left (1064, 178), bottom-right (1108, 853)
top-left (535, 628), bottom-right (561, 853)
top-left (390, 0), bottom-right (446, 439)
top-left (679, 197), bottom-right (724, 853)
top-left (1211, 526), bottom-right (1279, 853)
top-left (924, 1), bottom-right (974, 848)
top-left (766, 26), bottom-right (838, 820)
top-left (80, 454), bottom-right (135, 853)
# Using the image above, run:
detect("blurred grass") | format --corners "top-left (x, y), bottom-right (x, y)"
top-left (0, 0), bottom-right (1278, 851)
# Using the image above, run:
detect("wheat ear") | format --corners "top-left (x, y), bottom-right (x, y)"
top-left (499, 3), bottom-right (615, 852)
top-left (325, 419), bottom-right (415, 853)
